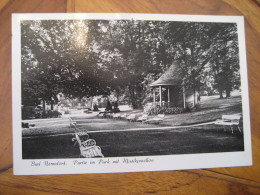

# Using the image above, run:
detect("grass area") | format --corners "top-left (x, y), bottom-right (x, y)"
top-left (23, 134), bottom-right (79, 159)
top-left (22, 125), bottom-right (244, 159)
top-left (22, 93), bottom-right (244, 159)
top-left (163, 104), bottom-right (242, 126)
top-left (22, 117), bottom-right (162, 137)
top-left (22, 125), bottom-right (74, 137)
top-left (162, 95), bottom-right (242, 126)
top-left (74, 118), bottom-right (160, 131)
top-left (102, 94), bottom-right (242, 126)
top-left (22, 93), bottom-right (243, 136)
top-left (92, 127), bottom-right (244, 157)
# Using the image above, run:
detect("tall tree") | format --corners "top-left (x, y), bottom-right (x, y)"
top-left (21, 19), bottom-right (241, 110)
top-left (162, 22), bottom-right (240, 99)
top-left (21, 20), bottom-right (111, 106)
top-left (207, 23), bottom-right (240, 98)
top-left (94, 20), bottom-right (166, 108)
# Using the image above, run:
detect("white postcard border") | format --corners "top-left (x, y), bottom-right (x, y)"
top-left (12, 13), bottom-right (252, 175)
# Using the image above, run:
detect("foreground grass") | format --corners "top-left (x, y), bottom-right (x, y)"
top-left (23, 125), bottom-right (244, 159)
top-left (163, 95), bottom-right (242, 126)
top-left (22, 125), bottom-right (74, 137)
top-left (22, 94), bottom-right (242, 136)
top-left (23, 118), bottom-right (162, 137)
top-left (22, 93), bottom-right (244, 159)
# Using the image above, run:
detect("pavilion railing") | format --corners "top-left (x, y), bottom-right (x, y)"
top-left (144, 102), bottom-right (185, 115)
top-left (148, 102), bottom-right (183, 108)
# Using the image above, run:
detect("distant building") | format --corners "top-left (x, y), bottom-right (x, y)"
top-left (150, 62), bottom-right (199, 108)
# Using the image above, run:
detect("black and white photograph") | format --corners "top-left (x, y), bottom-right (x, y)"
top-left (12, 13), bottom-right (252, 175)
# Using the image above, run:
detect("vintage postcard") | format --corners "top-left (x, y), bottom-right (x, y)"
top-left (12, 13), bottom-right (252, 175)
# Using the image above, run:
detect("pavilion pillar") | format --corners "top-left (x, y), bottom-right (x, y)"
top-left (183, 86), bottom-right (186, 108)
top-left (42, 100), bottom-right (46, 112)
top-left (168, 87), bottom-right (170, 103)
top-left (153, 88), bottom-right (156, 103)
top-left (159, 86), bottom-right (162, 106)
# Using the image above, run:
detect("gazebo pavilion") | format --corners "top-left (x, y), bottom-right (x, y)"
top-left (150, 63), bottom-right (198, 108)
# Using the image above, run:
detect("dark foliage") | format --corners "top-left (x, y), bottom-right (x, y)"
top-left (105, 100), bottom-right (112, 111)
top-left (144, 104), bottom-right (185, 115)
top-left (22, 106), bottom-right (61, 119)
top-left (112, 101), bottom-right (120, 113)
top-left (93, 104), bottom-right (99, 111)
top-left (21, 19), bottom-right (240, 109)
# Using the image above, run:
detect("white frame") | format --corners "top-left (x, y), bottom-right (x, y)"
top-left (12, 13), bottom-right (252, 175)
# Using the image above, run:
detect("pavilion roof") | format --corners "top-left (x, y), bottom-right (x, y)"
top-left (150, 62), bottom-right (183, 87)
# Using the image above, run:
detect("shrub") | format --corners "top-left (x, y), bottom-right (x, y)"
top-left (84, 109), bottom-right (93, 113)
top-left (22, 122), bottom-right (29, 128)
top-left (105, 100), bottom-right (112, 111)
top-left (22, 106), bottom-right (62, 119)
top-left (22, 106), bottom-right (35, 120)
top-left (42, 110), bottom-right (62, 118)
top-left (34, 111), bottom-right (42, 119)
top-left (112, 101), bottom-right (120, 113)
top-left (64, 110), bottom-right (70, 114)
top-left (93, 104), bottom-right (99, 111)
top-left (144, 104), bottom-right (185, 115)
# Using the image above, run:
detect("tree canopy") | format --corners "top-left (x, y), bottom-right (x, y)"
top-left (21, 19), bottom-right (240, 108)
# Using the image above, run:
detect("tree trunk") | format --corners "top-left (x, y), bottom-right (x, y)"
top-left (193, 87), bottom-right (196, 107)
top-left (51, 99), bottom-right (54, 110)
top-left (129, 86), bottom-right (139, 109)
top-left (219, 89), bottom-right (223, 99)
top-left (89, 97), bottom-right (93, 109)
top-left (225, 65), bottom-right (232, 98)
top-left (42, 100), bottom-right (46, 111)
top-left (226, 89), bottom-right (231, 98)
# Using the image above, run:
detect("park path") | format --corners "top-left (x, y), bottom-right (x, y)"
top-left (78, 121), bottom-right (216, 134)
top-left (22, 116), bottom-right (217, 139)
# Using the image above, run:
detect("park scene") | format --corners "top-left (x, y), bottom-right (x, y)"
top-left (21, 18), bottom-right (244, 159)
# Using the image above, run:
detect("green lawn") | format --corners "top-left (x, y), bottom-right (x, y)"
top-left (22, 123), bottom-right (244, 159)
top-left (162, 95), bottom-right (242, 126)
top-left (22, 94), bottom-right (244, 159)
top-left (22, 93), bottom-right (242, 136)
top-left (22, 117), bottom-right (161, 137)
top-left (22, 125), bottom-right (74, 137)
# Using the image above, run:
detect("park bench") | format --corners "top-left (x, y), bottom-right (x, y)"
top-left (80, 145), bottom-right (103, 158)
top-left (113, 113), bottom-right (121, 119)
top-left (22, 122), bottom-right (35, 128)
top-left (120, 113), bottom-right (128, 120)
top-left (106, 112), bottom-right (113, 118)
top-left (97, 112), bottom-right (105, 117)
top-left (69, 117), bottom-right (77, 127)
top-left (215, 114), bottom-right (242, 134)
top-left (97, 111), bottom-right (113, 118)
top-left (69, 117), bottom-right (104, 158)
top-left (73, 131), bottom-right (104, 158)
top-left (145, 114), bottom-right (165, 124)
top-left (127, 114), bottom-right (136, 122)
top-left (137, 114), bottom-right (148, 123)
top-left (75, 132), bottom-right (104, 158)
